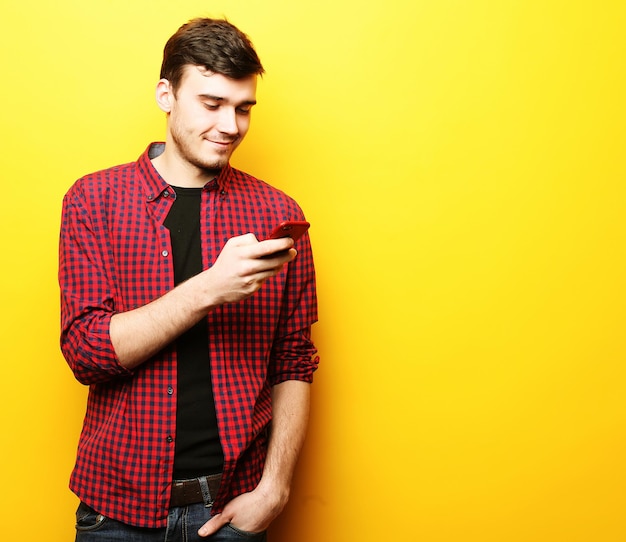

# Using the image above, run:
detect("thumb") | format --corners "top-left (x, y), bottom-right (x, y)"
top-left (198, 513), bottom-right (228, 537)
top-left (229, 232), bottom-right (258, 246)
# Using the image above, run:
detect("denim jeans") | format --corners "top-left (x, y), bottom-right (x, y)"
top-left (75, 502), bottom-right (267, 542)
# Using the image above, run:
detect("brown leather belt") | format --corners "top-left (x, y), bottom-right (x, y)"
top-left (169, 474), bottom-right (222, 508)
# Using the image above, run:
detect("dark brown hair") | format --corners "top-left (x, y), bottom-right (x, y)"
top-left (160, 18), bottom-right (265, 92)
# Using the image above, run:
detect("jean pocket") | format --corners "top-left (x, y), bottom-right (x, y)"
top-left (75, 502), bottom-right (107, 532)
top-left (224, 523), bottom-right (267, 540)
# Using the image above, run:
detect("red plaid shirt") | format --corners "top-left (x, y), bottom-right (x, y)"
top-left (59, 143), bottom-right (319, 528)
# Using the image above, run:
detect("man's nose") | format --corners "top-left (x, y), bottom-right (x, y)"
top-left (217, 107), bottom-right (238, 135)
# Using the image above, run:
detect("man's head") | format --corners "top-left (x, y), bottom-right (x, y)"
top-left (160, 18), bottom-right (264, 95)
top-left (155, 18), bottom-right (265, 180)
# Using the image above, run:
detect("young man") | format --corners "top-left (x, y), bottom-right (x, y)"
top-left (59, 18), bottom-right (319, 541)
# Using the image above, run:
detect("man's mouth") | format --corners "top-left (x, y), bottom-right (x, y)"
top-left (205, 137), bottom-right (236, 146)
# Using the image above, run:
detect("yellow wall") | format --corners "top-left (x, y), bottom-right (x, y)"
top-left (1, 1), bottom-right (625, 540)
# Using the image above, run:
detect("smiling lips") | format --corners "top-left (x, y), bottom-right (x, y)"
top-left (205, 137), bottom-right (236, 149)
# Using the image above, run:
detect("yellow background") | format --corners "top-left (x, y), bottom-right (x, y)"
top-left (1, 1), bottom-right (625, 540)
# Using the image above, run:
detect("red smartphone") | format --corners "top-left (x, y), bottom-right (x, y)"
top-left (267, 221), bottom-right (310, 243)
top-left (261, 221), bottom-right (310, 259)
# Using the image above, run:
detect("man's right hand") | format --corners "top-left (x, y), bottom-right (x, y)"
top-left (201, 233), bottom-right (296, 306)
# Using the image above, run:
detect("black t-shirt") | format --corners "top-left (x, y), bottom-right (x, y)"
top-left (164, 186), bottom-right (224, 478)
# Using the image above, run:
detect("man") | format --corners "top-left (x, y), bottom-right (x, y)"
top-left (59, 18), bottom-right (319, 541)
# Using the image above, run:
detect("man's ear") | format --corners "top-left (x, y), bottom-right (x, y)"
top-left (155, 79), bottom-right (173, 113)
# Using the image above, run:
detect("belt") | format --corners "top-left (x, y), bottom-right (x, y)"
top-left (169, 474), bottom-right (222, 508)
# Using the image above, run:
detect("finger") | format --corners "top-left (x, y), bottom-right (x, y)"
top-left (257, 239), bottom-right (295, 259)
top-left (264, 237), bottom-right (294, 252)
top-left (227, 232), bottom-right (259, 247)
top-left (198, 513), bottom-right (228, 537)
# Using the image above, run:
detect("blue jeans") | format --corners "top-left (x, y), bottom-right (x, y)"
top-left (75, 502), bottom-right (267, 542)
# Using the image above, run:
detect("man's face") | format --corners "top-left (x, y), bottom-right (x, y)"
top-left (164, 65), bottom-right (257, 173)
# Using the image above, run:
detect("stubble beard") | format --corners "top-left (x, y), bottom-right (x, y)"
top-left (171, 126), bottom-right (232, 175)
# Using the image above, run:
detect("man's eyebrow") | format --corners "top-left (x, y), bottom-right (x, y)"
top-left (198, 94), bottom-right (257, 106)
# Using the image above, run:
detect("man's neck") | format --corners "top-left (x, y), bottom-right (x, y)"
top-left (151, 148), bottom-right (219, 188)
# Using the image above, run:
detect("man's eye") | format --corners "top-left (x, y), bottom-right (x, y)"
top-left (236, 108), bottom-right (251, 115)
top-left (204, 103), bottom-right (219, 110)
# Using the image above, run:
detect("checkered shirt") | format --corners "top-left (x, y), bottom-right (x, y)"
top-left (59, 143), bottom-right (319, 528)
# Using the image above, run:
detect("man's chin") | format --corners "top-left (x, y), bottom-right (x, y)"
top-left (190, 156), bottom-right (229, 174)
top-left (202, 160), bottom-right (228, 173)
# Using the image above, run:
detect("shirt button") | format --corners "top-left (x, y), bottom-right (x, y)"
top-left (163, 190), bottom-right (170, 197)
top-left (167, 386), bottom-right (174, 395)
top-left (162, 250), bottom-right (169, 257)
top-left (166, 436), bottom-right (173, 443)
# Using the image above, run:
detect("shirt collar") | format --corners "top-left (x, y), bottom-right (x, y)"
top-left (138, 142), bottom-right (232, 201)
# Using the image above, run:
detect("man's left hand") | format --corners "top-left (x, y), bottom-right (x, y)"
top-left (198, 485), bottom-right (287, 538)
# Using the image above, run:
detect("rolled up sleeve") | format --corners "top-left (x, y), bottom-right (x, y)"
top-left (59, 185), bottom-right (132, 385)
top-left (268, 231), bottom-right (320, 386)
